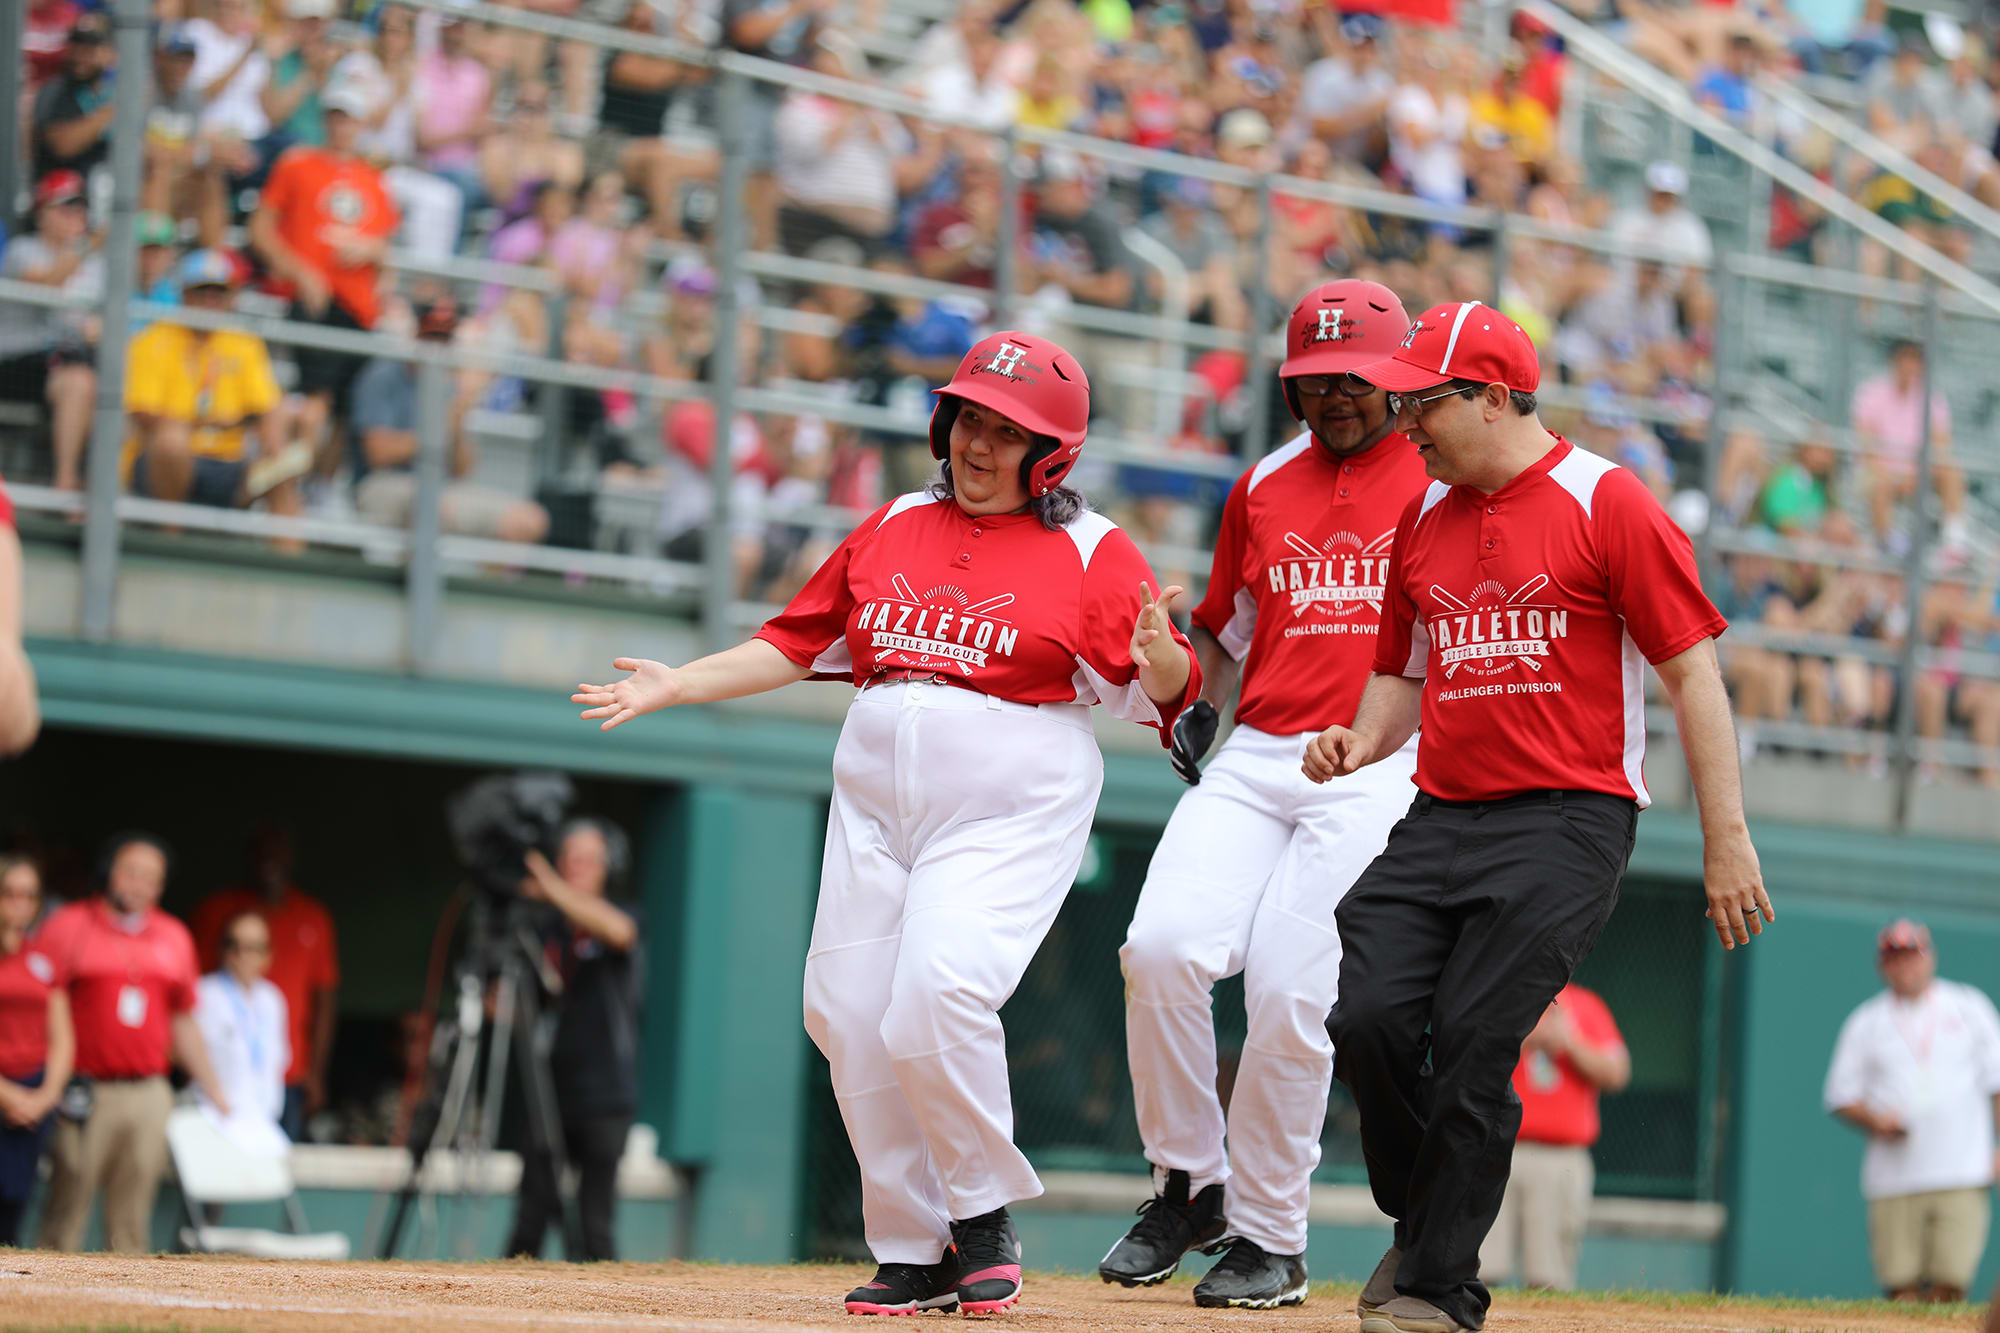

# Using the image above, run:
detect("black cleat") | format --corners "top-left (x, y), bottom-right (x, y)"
top-left (1193, 1236), bottom-right (1309, 1309)
top-left (950, 1207), bottom-right (1023, 1315)
top-left (1098, 1168), bottom-right (1227, 1287)
top-left (844, 1255), bottom-right (961, 1315)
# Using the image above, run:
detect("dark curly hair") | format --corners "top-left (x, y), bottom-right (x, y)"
top-left (927, 440), bottom-right (1087, 531)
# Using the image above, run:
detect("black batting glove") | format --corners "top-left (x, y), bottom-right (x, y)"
top-left (1169, 699), bottom-right (1220, 785)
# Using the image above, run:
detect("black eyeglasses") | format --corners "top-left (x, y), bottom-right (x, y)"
top-left (225, 938), bottom-right (271, 954)
top-left (1388, 384), bottom-right (1474, 418)
top-left (1290, 373), bottom-right (1377, 399)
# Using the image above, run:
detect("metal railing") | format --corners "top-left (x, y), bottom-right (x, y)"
top-left (5, 0), bottom-right (1998, 823)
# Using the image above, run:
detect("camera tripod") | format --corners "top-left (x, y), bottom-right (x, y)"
top-left (376, 892), bottom-right (582, 1260)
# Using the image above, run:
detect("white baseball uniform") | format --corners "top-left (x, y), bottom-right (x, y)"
top-left (1121, 430), bottom-right (1431, 1257)
top-left (757, 491), bottom-right (1199, 1265)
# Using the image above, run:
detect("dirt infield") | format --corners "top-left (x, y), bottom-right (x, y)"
top-left (0, 1254), bottom-right (1980, 1333)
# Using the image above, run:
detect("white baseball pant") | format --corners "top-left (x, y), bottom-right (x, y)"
top-left (1120, 725), bottom-right (1417, 1256)
top-left (803, 679), bottom-right (1103, 1265)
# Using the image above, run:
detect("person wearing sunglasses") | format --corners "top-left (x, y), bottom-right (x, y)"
top-left (193, 910), bottom-right (290, 1156)
top-left (1104, 281), bottom-right (1430, 1311)
top-left (1304, 301), bottom-right (1770, 1333)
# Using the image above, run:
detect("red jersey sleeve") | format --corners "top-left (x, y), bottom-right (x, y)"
top-left (1591, 468), bottom-right (1728, 664)
top-left (0, 478), bottom-right (14, 531)
top-left (755, 499), bottom-right (896, 678)
top-left (1370, 491), bottom-right (1431, 680)
top-left (1189, 473), bottom-right (1254, 658)
top-left (1562, 985), bottom-right (1624, 1054)
top-left (1074, 524), bottom-right (1201, 745)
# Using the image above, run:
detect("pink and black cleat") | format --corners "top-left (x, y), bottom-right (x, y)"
top-left (951, 1207), bottom-right (1024, 1315)
top-left (844, 1256), bottom-right (962, 1316)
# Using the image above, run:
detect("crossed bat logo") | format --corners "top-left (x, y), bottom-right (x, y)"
top-left (1429, 574), bottom-right (1558, 679)
top-left (1274, 529), bottom-right (1394, 618)
top-left (875, 573), bottom-right (1017, 676)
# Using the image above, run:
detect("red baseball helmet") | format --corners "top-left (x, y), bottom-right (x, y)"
top-left (1279, 280), bottom-right (1412, 421)
top-left (930, 331), bottom-right (1091, 498)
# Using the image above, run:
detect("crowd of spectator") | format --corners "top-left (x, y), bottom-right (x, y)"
top-left (2, 0), bottom-right (1996, 778)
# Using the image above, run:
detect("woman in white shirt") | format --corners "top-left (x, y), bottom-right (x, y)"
top-left (194, 911), bottom-right (292, 1153)
top-left (332, 6), bottom-right (464, 261)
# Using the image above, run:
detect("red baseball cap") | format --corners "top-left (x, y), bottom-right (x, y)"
top-left (1877, 918), bottom-right (1932, 955)
top-left (36, 170), bottom-right (86, 209)
top-left (1348, 300), bottom-right (1541, 396)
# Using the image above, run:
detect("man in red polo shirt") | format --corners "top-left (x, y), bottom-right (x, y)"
top-left (1304, 302), bottom-right (1772, 1333)
top-left (36, 833), bottom-right (229, 1253)
top-left (0, 474), bottom-right (39, 756)
top-left (1482, 984), bottom-right (1628, 1290)
top-left (190, 826), bottom-right (339, 1140)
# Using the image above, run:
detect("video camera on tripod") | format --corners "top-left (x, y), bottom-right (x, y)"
top-left (376, 770), bottom-right (584, 1260)
top-left (446, 770), bottom-right (576, 901)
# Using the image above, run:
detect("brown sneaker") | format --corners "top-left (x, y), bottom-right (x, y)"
top-left (1359, 1295), bottom-right (1463, 1333)
top-left (1357, 1245), bottom-right (1402, 1315)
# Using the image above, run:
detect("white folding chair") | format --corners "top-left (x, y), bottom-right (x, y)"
top-left (165, 1106), bottom-right (352, 1260)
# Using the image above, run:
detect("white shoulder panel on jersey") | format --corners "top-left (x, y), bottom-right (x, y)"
top-left (1547, 446), bottom-right (1620, 519)
top-left (810, 639), bottom-right (856, 676)
top-left (1415, 480), bottom-right (1451, 522)
top-left (1061, 507), bottom-right (1120, 568)
top-left (1246, 433), bottom-right (1313, 494)
top-left (878, 490), bottom-right (942, 528)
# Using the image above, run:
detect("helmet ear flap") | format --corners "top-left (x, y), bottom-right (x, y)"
top-left (1023, 436), bottom-right (1058, 497)
top-left (929, 395), bottom-right (960, 462)
top-left (1283, 379), bottom-right (1303, 423)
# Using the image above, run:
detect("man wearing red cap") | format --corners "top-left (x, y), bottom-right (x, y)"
top-left (1824, 919), bottom-right (2000, 1303)
top-left (1103, 282), bottom-right (1428, 1310)
top-left (1304, 301), bottom-right (1772, 1333)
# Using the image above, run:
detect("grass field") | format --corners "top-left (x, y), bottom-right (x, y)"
top-left (0, 1254), bottom-right (1987, 1333)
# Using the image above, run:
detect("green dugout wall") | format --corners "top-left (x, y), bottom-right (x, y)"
top-left (18, 637), bottom-right (2000, 1292)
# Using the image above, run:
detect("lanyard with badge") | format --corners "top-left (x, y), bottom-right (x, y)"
top-left (220, 973), bottom-right (265, 1079)
top-left (109, 910), bottom-right (154, 1030)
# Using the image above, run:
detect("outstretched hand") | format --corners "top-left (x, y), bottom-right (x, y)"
top-left (1130, 582), bottom-right (1185, 672)
top-left (573, 657), bottom-right (683, 731)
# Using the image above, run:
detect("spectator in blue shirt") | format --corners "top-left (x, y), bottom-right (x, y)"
top-left (1693, 34), bottom-right (1761, 127)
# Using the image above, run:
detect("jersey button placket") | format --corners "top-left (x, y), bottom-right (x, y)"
top-left (1480, 506), bottom-right (1501, 561)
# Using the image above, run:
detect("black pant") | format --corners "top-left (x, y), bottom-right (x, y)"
top-left (1329, 789), bottom-right (1635, 1330)
top-left (506, 1110), bottom-right (631, 1261)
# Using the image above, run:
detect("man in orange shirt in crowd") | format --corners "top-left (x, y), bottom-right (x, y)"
top-left (36, 833), bottom-right (229, 1253)
top-left (1480, 983), bottom-right (1629, 1291)
top-left (249, 78), bottom-right (399, 488)
top-left (191, 827), bottom-right (339, 1141)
